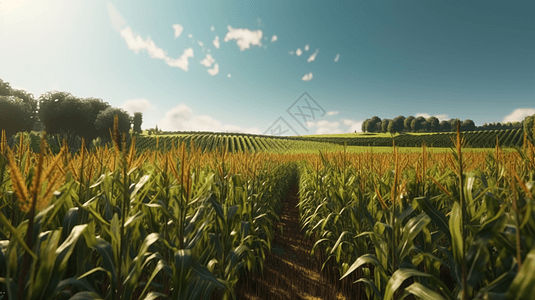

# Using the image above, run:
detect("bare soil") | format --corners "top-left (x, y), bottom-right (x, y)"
top-left (234, 185), bottom-right (365, 300)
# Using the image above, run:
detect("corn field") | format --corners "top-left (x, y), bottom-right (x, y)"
top-left (298, 125), bottom-right (535, 299)
top-left (0, 123), bottom-right (298, 299)
top-left (1, 119), bottom-right (535, 299)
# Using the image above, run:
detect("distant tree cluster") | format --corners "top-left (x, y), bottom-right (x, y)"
top-left (0, 79), bottom-right (39, 138)
top-left (0, 78), bottom-right (144, 144)
top-left (361, 116), bottom-right (478, 133)
top-left (361, 115), bottom-right (531, 134)
top-left (479, 122), bottom-right (522, 131)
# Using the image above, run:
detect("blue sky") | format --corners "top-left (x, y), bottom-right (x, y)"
top-left (1, 0), bottom-right (534, 135)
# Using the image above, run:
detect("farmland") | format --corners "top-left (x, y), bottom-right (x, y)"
top-left (1, 122), bottom-right (535, 299)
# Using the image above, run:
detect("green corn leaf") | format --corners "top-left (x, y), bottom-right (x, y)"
top-left (340, 254), bottom-right (385, 280)
top-left (0, 212), bottom-right (37, 259)
top-left (449, 202), bottom-right (464, 267)
top-left (506, 248), bottom-right (535, 300)
top-left (404, 282), bottom-right (447, 300)
top-left (414, 197), bottom-right (451, 242)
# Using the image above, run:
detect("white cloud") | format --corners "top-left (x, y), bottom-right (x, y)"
top-left (314, 120), bottom-right (343, 135)
top-left (120, 99), bottom-right (154, 115)
top-left (326, 111), bottom-right (339, 116)
top-left (207, 63), bottom-right (219, 76)
top-left (120, 27), bottom-right (167, 59)
top-left (334, 54), bottom-right (340, 62)
top-left (304, 118), bottom-right (365, 134)
top-left (213, 36), bottom-right (220, 49)
top-left (107, 3), bottom-right (126, 32)
top-left (118, 25), bottom-right (196, 72)
top-left (227, 74), bottom-right (231, 78)
top-left (165, 47), bottom-right (194, 71)
top-left (211, 26), bottom-right (215, 31)
top-left (200, 54), bottom-right (215, 67)
top-left (172, 24), bottom-right (183, 38)
top-left (160, 103), bottom-right (260, 133)
top-left (224, 26), bottom-right (263, 51)
top-left (342, 119), bottom-right (364, 133)
top-left (188, 33), bottom-right (193, 38)
top-left (307, 49), bottom-right (319, 62)
top-left (296, 48), bottom-right (302, 56)
top-left (304, 44), bottom-right (309, 51)
top-left (197, 41), bottom-right (204, 47)
top-left (415, 113), bottom-right (449, 121)
top-left (503, 108), bottom-right (535, 123)
top-left (271, 35), bottom-right (278, 42)
top-left (302, 72), bottom-right (313, 81)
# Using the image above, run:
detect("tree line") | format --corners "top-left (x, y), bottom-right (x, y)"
top-left (361, 115), bottom-right (526, 134)
top-left (0, 79), bottom-right (143, 144)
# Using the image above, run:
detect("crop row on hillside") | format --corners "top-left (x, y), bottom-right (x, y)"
top-left (302, 128), bottom-right (526, 148)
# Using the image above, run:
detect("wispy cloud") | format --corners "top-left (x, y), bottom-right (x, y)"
top-left (271, 35), bottom-right (278, 42)
top-left (200, 54), bottom-right (215, 67)
top-left (334, 54), bottom-right (340, 62)
top-left (307, 49), bottom-right (319, 62)
top-left (296, 48), bottom-right (302, 56)
top-left (188, 33), bottom-right (193, 38)
top-left (165, 48), bottom-right (194, 71)
top-left (213, 36), bottom-right (220, 49)
top-left (197, 41), bottom-right (204, 47)
top-left (172, 24), bottom-right (183, 38)
top-left (208, 63), bottom-right (219, 76)
top-left (502, 108), bottom-right (535, 123)
top-left (302, 72), bottom-right (313, 81)
top-left (224, 26), bottom-right (263, 51)
top-left (289, 51), bottom-right (294, 55)
top-left (211, 26), bottom-right (215, 31)
top-left (304, 44), bottom-right (309, 51)
top-left (227, 74), bottom-right (231, 78)
top-left (160, 103), bottom-right (260, 133)
top-left (326, 111), bottom-right (339, 116)
top-left (107, 3), bottom-right (126, 32)
top-left (120, 27), bottom-right (167, 59)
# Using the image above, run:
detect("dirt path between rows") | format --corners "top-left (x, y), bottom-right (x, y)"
top-left (234, 185), bottom-right (363, 300)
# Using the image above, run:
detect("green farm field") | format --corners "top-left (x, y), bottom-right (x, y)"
top-left (1, 123), bottom-right (535, 299)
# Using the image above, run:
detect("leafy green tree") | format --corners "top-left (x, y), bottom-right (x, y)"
top-left (94, 107), bottom-right (131, 140)
top-left (80, 97), bottom-right (111, 141)
top-left (426, 116), bottom-right (440, 132)
top-left (381, 119), bottom-right (391, 133)
top-left (404, 116), bottom-right (415, 132)
top-left (411, 116), bottom-right (426, 132)
top-left (387, 121), bottom-right (395, 135)
top-left (38, 91), bottom-right (78, 135)
top-left (133, 112), bottom-right (143, 133)
top-left (0, 79), bottom-right (13, 96)
top-left (0, 79), bottom-right (38, 136)
top-left (461, 119), bottom-right (476, 131)
top-left (361, 119), bottom-right (370, 132)
top-left (450, 119), bottom-right (460, 132)
top-left (392, 115), bottom-right (405, 133)
top-left (440, 120), bottom-right (451, 132)
top-left (367, 116), bottom-right (381, 133)
top-left (0, 96), bottom-right (34, 138)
